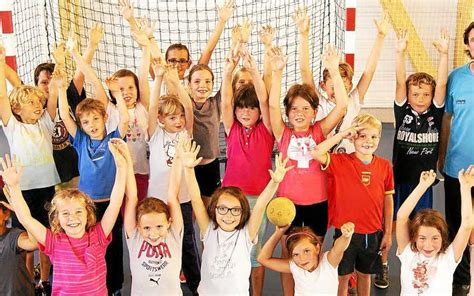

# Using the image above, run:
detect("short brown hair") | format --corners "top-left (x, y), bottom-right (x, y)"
top-left (158, 95), bottom-right (185, 117)
top-left (34, 63), bottom-right (55, 86)
top-left (233, 83), bottom-right (260, 115)
top-left (8, 86), bottom-right (47, 121)
top-left (208, 187), bottom-right (250, 230)
top-left (49, 189), bottom-right (97, 234)
top-left (283, 84), bottom-right (319, 116)
top-left (322, 62), bottom-right (354, 82)
top-left (463, 22), bottom-right (474, 58)
top-left (109, 69), bottom-right (140, 104)
top-left (409, 209), bottom-right (449, 254)
top-left (286, 226), bottom-right (321, 256)
top-left (75, 98), bottom-right (107, 124)
top-left (406, 72), bottom-right (436, 96)
top-left (188, 64), bottom-right (215, 83)
top-left (165, 43), bottom-right (191, 61)
top-left (136, 197), bottom-right (171, 224)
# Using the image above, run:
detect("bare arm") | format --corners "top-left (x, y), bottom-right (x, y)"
top-left (73, 24), bottom-right (103, 93)
top-left (432, 29), bottom-right (450, 107)
top-left (165, 66), bottom-right (193, 134)
top-left (221, 56), bottom-right (237, 135)
top-left (438, 112), bottom-right (452, 172)
top-left (327, 222), bottom-right (354, 268)
top-left (257, 226), bottom-right (291, 273)
top-left (168, 140), bottom-right (184, 234)
top-left (356, 13), bottom-right (389, 103)
top-left (0, 46), bottom-right (12, 126)
top-left (293, 7), bottom-right (315, 89)
top-left (148, 62), bottom-right (165, 138)
top-left (396, 171), bottom-right (436, 253)
top-left (17, 231), bottom-right (38, 251)
top-left (311, 127), bottom-right (358, 165)
top-left (395, 29), bottom-right (408, 103)
top-left (4, 62), bottom-right (21, 87)
top-left (55, 69), bottom-right (78, 137)
top-left (268, 47), bottom-right (288, 141)
top-left (123, 137), bottom-right (138, 238)
top-left (258, 25), bottom-right (274, 93)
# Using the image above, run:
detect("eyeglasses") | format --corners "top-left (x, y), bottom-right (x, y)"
top-left (216, 206), bottom-right (242, 216)
top-left (167, 58), bottom-right (189, 65)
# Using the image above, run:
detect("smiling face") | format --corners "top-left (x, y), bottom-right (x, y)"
top-left (415, 225), bottom-right (443, 258)
top-left (138, 212), bottom-right (171, 246)
top-left (57, 199), bottom-right (88, 238)
top-left (287, 96), bottom-right (316, 132)
top-left (159, 109), bottom-right (186, 133)
top-left (407, 83), bottom-right (433, 114)
top-left (235, 106), bottom-right (260, 128)
top-left (15, 94), bottom-right (45, 124)
top-left (116, 76), bottom-right (138, 109)
top-left (189, 69), bottom-right (213, 102)
top-left (215, 193), bottom-right (242, 232)
top-left (291, 238), bottom-right (320, 271)
top-left (353, 125), bottom-right (381, 161)
top-left (166, 48), bottom-right (191, 80)
top-left (79, 111), bottom-right (107, 140)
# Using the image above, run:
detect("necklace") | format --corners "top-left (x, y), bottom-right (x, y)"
top-left (216, 228), bottom-right (240, 275)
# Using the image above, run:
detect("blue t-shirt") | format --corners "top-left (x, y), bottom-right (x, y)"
top-left (444, 62), bottom-right (474, 178)
top-left (71, 128), bottom-right (122, 200)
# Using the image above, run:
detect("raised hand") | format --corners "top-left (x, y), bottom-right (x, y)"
top-left (240, 17), bottom-right (252, 44)
top-left (258, 24), bottom-right (274, 47)
top-left (340, 126), bottom-right (361, 140)
top-left (66, 33), bottom-right (79, 54)
top-left (459, 165), bottom-right (474, 189)
top-left (374, 12), bottom-right (390, 37)
top-left (110, 138), bottom-right (132, 163)
top-left (396, 29), bottom-right (408, 53)
top-left (106, 76), bottom-right (121, 98)
top-left (136, 17), bottom-right (156, 39)
top-left (119, 0), bottom-right (134, 21)
top-left (0, 154), bottom-right (22, 189)
top-left (50, 67), bottom-right (67, 89)
top-left (321, 44), bottom-right (341, 71)
top-left (164, 64), bottom-right (180, 85)
top-left (275, 224), bottom-right (291, 234)
top-left (89, 23), bottom-right (104, 46)
top-left (242, 50), bottom-right (257, 71)
top-left (52, 42), bottom-right (67, 65)
top-left (268, 47), bottom-right (288, 72)
top-left (151, 58), bottom-right (167, 78)
top-left (181, 137), bottom-right (203, 169)
top-left (292, 7), bottom-right (310, 35)
top-left (108, 138), bottom-right (127, 169)
top-left (231, 24), bottom-right (242, 46)
top-left (269, 153), bottom-right (294, 183)
top-left (341, 222), bottom-right (355, 238)
top-left (419, 170), bottom-right (437, 188)
top-left (132, 19), bottom-right (151, 48)
top-left (217, 0), bottom-right (235, 22)
top-left (433, 28), bottom-right (450, 55)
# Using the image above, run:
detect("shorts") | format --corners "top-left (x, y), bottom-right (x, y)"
top-left (11, 186), bottom-right (56, 229)
top-left (286, 201), bottom-right (328, 238)
top-left (195, 158), bottom-right (221, 197)
top-left (394, 182), bottom-right (433, 220)
top-left (334, 229), bottom-right (383, 276)
top-left (247, 195), bottom-right (268, 267)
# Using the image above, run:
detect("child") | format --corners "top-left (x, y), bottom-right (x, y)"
top-left (183, 139), bottom-right (292, 295)
top-left (221, 49), bottom-right (274, 296)
top-left (0, 138), bottom-right (128, 295)
top-left (268, 45), bottom-right (347, 295)
top-left (258, 222), bottom-right (354, 296)
top-left (0, 190), bottom-right (37, 296)
top-left (295, 8), bottom-right (389, 153)
top-left (396, 168), bottom-right (473, 295)
top-left (123, 134), bottom-right (185, 295)
top-left (0, 44), bottom-right (60, 293)
top-left (311, 114), bottom-right (394, 296)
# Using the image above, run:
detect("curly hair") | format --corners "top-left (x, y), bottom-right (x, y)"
top-left (8, 85), bottom-right (47, 122)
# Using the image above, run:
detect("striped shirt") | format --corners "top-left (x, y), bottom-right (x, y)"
top-left (39, 224), bottom-right (111, 295)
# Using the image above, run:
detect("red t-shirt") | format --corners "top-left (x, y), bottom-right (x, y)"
top-left (325, 153), bottom-right (395, 234)
top-left (222, 121), bottom-right (274, 195)
top-left (277, 124), bottom-right (327, 205)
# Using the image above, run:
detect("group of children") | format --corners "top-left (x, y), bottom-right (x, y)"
top-left (0, 1), bottom-right (474, 295)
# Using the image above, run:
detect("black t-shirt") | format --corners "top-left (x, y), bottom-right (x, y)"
top-left (392, 100), bottom-right (444, 183)
top-left (52, 81), bottom-right (86, 183)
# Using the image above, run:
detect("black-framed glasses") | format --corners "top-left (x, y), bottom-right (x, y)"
top-left (216, 206), bottom-right (242, 216)
top-left (167, 58), bottom-right (189, 65)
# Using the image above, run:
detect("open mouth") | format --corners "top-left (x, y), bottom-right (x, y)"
top-left (67, 222), bottom-right (80, 228)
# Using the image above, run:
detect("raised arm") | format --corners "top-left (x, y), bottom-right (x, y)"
top-left (319, 44), bottom-right (348, 136)
top-left (119, 0), bottom-right (139, 32)
top-left (0, 155), bottom-right (47, 245)
top-left (132, 18), bottom-right (154, 110)
top-left (327, 222), bottom-right (354, 268)
top-left (244, 51), bottom-right (271, 132)
top-left (100, 139), bottom-right (128, 237)
top-left (248, 154), bottom-right (293, 241)
top-left (182, 140), bottom-right (209, 238)
top-left (168, 136), bottom-right (185, 234)
top-left (164, 66), bottom-right (193, 134)
top-left (123, 137), bottom-right (138, 238)
top-left (258, 25), bottom-right (274, 92)
top-left (356, 13), bottom-right (389, 103)
top-left (148, 61), bottom-right (165, 137)
top-left (106, 77), bottom-right (130, 137)
top-left (395, 29), bottom-right (408, 103)
top-left (55, 68), bottom-right (78, 137)
top-left (4, 62), bottom-right (21, 87)
top-left (452, 166), bottom-right (474, 261)
top-left (0, 45), bottom-right (12, 125)
top-left (396, 170), bottom-right (436, 252)
top-left (432, 28), bottom-right (449, 107)
top-left (198, 0), bottom-right (234, 65)
top-left (268, 47), bottom-right (288, 141)
top-left (257, 225), bottom-right (292, 273)
top-left (311, 127), bottom-right (359, 165)
top-left (293, 7), bottom-right (315, 89)
top-left (221, 52), bottom-right (238, 135)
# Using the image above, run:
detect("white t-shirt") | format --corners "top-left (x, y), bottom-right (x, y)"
top-left (147, 126), bottom-right (190, 203)
top-left (198, 223), bottom-right (256, 296)
top-left (127, 228), bottom-right (183, 296)
top-left (315, 89), bottom-right (361, 153)
top-left (290, 252), bottom-right (339, 296)
top-left (398, 244), bottom-right (459, 295)
top-left (3, 113), bottom-right (60, 190)
top-left (106, 101), bottom-right (149, 174)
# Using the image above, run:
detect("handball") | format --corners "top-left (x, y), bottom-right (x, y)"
top-left (266, 197), bottom-right (296, 227)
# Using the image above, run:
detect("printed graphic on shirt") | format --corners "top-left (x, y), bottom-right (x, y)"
top-left (209, 231), bottom-right (240, 279)
top-left (126, 117), bottom-right (143, 143)
top-left (52, 120), bottom-right (71, 150)
top-left (287, 134), bottom-right (316, 168)
top-left (163, 134), bottom-right (179, 167)
top-left (412, 260), bottom-right (437, 294)
top-left (396, 114), bottom-right (439, 157)
top-left (136, 240), bottom-right (172, 287)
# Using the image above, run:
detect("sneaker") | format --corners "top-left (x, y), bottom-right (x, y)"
top-left (180, 271), bottom-right (187, 284)
top-left (374, 264), bottom-right (389, 289)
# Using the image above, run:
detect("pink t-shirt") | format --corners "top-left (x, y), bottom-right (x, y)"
top-left (39, 224), bottom-right (111, 296)
top-left (277, 124), bottom-right (327, 205)
top-left (222, 121), bottom-right (274, 195)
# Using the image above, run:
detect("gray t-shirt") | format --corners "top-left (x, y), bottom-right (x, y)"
top-left (192, 91), bottom-right (221, 159)
top-left (0, 227), bottom-right (34, 296)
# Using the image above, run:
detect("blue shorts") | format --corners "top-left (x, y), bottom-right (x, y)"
top-left (247, 195), bottom-right (268, 267)
top-left (394, 182), bottom-right (433, 220)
